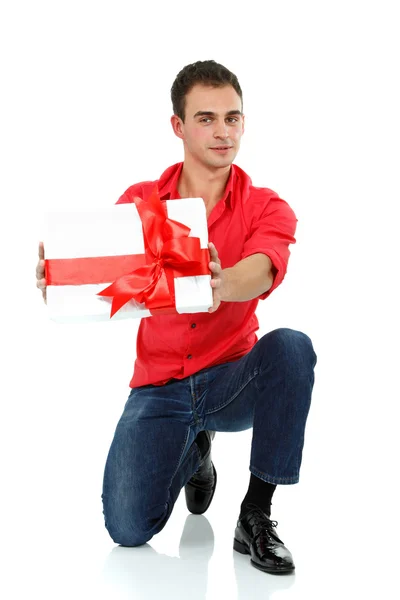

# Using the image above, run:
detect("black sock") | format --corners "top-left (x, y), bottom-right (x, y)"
top-left (240, 474), bottom-right (277, 518)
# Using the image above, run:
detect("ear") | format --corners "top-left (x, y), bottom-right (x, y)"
top-left (242, 114), bottom-right (245, 135)
top-left (171, 115), bottom-right (185, 140)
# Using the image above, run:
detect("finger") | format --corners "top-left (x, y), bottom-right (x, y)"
top-left (210, 278), bottom-right (221, 288)
top-left (208, 302), bottom-right (219, 313)
top-left (36, 278), bottom-right (46, 289)
top-left (208, 242), bottom-right (220, 264)
top-left (38, 241), bottom-right (45, 260)
top-left (209, 244), bottom-right (219, 262)
top-left (36, 260), bottom-right (45, 278)
top-left (209, 261), bottom-right (222, 274)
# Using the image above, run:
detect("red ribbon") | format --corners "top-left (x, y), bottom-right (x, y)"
top-left (46, 187), bottom-right (210, 318)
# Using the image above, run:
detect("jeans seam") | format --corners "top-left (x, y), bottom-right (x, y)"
top-left (167, 427), bottom-right (192, 490)
top-left (204, 368), bottom-right (260, 415)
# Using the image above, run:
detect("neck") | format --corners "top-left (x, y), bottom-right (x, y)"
top-left (177, 156), bottom-right (231, 214)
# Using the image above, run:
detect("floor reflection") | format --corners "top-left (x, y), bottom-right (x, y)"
top-left (102, 511), bottom-right (296, 599)
top-left (102, 514), bottom-right (214, 599)
top-left (233, 550), bottom-right (296, 599)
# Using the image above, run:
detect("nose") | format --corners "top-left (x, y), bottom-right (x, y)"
top-left (213, 119), bottom-right (229, 140)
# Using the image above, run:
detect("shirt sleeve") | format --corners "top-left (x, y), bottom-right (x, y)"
top-left (115, 183), bottom-right (144, 204)
top-left (241, 193), bottom-right (298, 300)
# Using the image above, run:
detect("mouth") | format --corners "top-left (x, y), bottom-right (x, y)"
top-left (210, 146), bottom-right (233, 152)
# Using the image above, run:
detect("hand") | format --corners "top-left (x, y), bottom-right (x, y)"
top-left (36, 241), bottom-right (47, 304)
top-left (208, 242), bottom-right (223, 313)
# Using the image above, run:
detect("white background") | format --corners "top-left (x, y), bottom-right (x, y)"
top-left (1, 1), bottom-right (399, 598)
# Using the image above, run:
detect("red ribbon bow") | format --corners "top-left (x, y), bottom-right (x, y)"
top-left (97, 187), bottom-right (210, 317)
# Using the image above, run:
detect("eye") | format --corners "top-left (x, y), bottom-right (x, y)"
top-left (200, 117), bottom-right (212, 123)
top-left (227, 117), bottom-right (239, 123)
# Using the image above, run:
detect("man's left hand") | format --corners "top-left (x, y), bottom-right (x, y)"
top-left (208, 242), bottom-right (224, 313)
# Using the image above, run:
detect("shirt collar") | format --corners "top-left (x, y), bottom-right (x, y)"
top-left (158, 162), bottom-right (183, 200)
top-left (158, 162), bottom-right (236, 208)
top-left (222, 165), bottom-right (235, 208)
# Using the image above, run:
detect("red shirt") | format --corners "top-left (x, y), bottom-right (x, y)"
top-left (117, 162), bottom-right (297, 387)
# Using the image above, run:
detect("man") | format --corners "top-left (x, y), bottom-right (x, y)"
top-left (36, 60), bottom-right (317, 575)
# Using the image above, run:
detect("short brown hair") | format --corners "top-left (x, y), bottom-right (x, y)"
top-left (171, 60), bottom-right (243, 122)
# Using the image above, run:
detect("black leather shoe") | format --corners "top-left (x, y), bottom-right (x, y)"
top-left (233, 503), bottom-right (295, 574)
top-left (185, 431), bottom-right (217, 515)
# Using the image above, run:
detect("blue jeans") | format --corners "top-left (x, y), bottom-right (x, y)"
top-left (101, 328), bottom-right (317, 546)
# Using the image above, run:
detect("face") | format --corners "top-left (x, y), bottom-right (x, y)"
top-left (171, 84), bottom-right (245, 169)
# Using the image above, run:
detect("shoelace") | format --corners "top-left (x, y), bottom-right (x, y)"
top-left (243, 503), bottom-right (279, 530)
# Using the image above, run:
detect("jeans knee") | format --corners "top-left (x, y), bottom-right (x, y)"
top-left (260, 328), bottom-right (317, 369)
top-left (103, 512), bottom-right (155, 547)
top-left (107, 525), bottom-right (153, 547)
top-left (103, 499), bottom-right (167, 547)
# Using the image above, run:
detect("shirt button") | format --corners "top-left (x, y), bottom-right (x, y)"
top-left (191, 323), bottom-right (197, 329)
top-left (187, 354), bottom-right (193, 359)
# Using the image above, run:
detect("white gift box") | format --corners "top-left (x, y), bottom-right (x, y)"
top-left (44, 198), bottom-right (213, 323)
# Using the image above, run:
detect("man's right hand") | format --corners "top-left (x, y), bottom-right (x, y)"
top-left (36, 241), bottom-right (47, 304)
